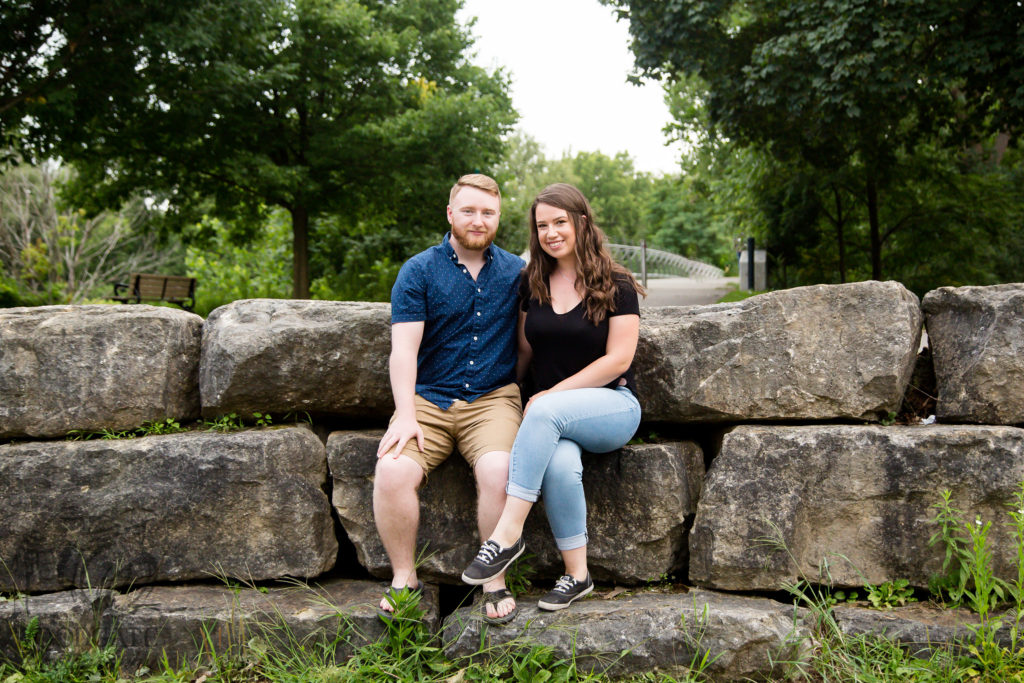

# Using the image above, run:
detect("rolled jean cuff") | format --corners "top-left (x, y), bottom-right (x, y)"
top-left (506, 481), bottom-right (540, 503)
top-left (554, 532), bottom-right (587, 551)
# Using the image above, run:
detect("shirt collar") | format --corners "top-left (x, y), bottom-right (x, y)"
top-left (441, 232), bottom-right (494, 263)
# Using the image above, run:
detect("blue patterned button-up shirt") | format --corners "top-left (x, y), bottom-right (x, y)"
top-left (390, 233), bottom-right (524, 409)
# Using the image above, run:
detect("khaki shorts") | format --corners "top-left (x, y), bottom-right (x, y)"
top-left (388, 383), bottom-right (522, 473)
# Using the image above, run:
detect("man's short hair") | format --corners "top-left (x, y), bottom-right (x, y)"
top-left (449, 173), bottom-right (501, 205)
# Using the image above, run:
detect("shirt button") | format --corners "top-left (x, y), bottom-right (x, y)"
top-left (469, 361), bottom-right (474, 365)
top-left (476, 311), bottom-right (481, 316)
top-left (464, 383), bottom-right (470, 388)
top-left (473, 336), bottom-right (478, 341)
top-left (477, 288), bottom-right (481, 292)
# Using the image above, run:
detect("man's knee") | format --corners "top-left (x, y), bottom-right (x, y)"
top-left (474, 450), bottom-right (509, 493)
top-left (374, 455), bottom-right (425, 497)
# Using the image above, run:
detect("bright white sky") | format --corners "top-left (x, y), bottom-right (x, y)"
top-left (456, 0), bottom-right (683, 175)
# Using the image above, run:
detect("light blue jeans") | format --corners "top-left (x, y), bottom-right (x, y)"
top-left (506, 386), bottom-right (641, 551)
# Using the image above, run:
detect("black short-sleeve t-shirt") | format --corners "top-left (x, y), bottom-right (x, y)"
top-left (520, 274), bottom-right (640, 399)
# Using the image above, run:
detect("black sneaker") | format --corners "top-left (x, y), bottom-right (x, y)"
top-left (538, 573), bottom-right (593, 611)
top-left (461, 537), bottom-right (525, 585)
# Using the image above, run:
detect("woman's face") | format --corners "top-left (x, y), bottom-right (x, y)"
top-left (534, 203), bottom-right (578, 262)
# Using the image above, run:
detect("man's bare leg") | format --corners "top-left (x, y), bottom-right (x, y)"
top-left (474, 450), bottom-right (516, 620)
top-left (373, 454), bottom-right (425, 611)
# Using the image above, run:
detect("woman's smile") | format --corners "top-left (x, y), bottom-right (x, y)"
top-left (534, 202), bottom-right (577, 260)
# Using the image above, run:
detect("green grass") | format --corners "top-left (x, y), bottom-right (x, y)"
top-left (11, 485), bottom-right (1024, 681)
top-left (64, 411), bottom-right (304, 441)
top-left (4, 583), bottom-right (1024, 682)
top-left (766, 482), bottom-right (1024, 682)
top-left (0, 586), bottom-right (711, 683)
top-left (716, 287), bottom-right (770, 303)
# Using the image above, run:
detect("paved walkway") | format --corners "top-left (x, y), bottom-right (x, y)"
top-left (639, 277), bottom-right (739, 307)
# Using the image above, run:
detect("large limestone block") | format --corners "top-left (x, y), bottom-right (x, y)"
top-left (327, 430), bottom-right (703, 584)
top-left (0, 305), bottom-right (202, 439)
top-left (637, 281), bottom-right (922, 422)
top-left (443, 588), bottom-right (807, 681)
top-left (922, 283), bottom-right (1024, 425)
top-left (0, 427), bottom-right (337, 592)
top-left (0, 589), bottom-right (115, 662)
top-left (200, 299), bottom-right (392, 418)
top-left (834, 602), bottom-right (1014, 659)
top-left (100, 580), bottom-right (440, 672)
top-left (690, 425), bottom-right (1024, 591)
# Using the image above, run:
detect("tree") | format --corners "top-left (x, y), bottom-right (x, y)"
top-left (608, 0), bottom-right (1024, 281)
top-left (558, 151), bottom-right (654, 244)
top-left (184, 212), bottom-right (292, 316)
top-left (9, 0), bottom-right (515, 297)
top-left (1, 0), bottom-right (210, 159)
top-left (644, 174), bottom-right (735, 270)
top-left (0, 162), bottom-right (180, 305)
top-left (873, 141), bottom-right (1024, 293)
top-left (493, 131), bottom-right (552, 255)
top-left (494, 132), bottom-right (659, 249)
top-left (495, 131), bottom-right (737, 270)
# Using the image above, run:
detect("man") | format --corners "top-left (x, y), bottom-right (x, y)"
top-left (374, 173), bottom-right (524, 623)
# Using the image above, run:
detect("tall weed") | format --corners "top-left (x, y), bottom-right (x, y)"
top-left (926, 485), bottom-right (1024, 679)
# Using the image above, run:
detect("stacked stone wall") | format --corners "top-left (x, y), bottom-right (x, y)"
top-left (2, 281), bottom-right (1023, 679)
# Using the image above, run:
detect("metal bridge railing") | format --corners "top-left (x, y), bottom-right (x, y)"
top-left (607, 242), bottom-right (724, 284)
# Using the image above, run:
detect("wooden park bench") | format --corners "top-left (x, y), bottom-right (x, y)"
top-left (112, 273), bottom-right (196, 311)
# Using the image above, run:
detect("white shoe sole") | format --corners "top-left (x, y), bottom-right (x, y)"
top-left (460, 544), bottom-right (525, 585)
top-left (537, 582), bottom-right (593, 611)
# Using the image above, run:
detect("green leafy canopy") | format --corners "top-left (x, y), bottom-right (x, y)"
top-left (4, 0), bottom-right (516, 297)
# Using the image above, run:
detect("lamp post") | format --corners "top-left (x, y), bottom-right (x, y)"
top-left (746, 237), bottom-right (755, 291)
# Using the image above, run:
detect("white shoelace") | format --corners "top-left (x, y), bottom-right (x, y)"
top-left (475, 540), bottom-right (500, 563)
top-left (552, 575), bottom-right (577, 593)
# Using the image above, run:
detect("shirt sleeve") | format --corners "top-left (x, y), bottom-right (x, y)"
top-left (390, 259), bottom-right (427, 323)
top-left (610, 275), bottom-right (641, 317)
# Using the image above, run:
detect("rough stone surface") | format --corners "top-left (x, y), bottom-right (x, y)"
top-left (200, 299), bottom-right (392, 418)
top-left (0, 305), bottom-right (202, 439)
top-left (100, 580), bottom-right (440, 672)
top-left (636, 281), bottom-right (922, 423)
top-left (0, 589), bottom-right (115, 662)
top-left (199, 283), bottom-right (922, 425)
top-left (833, 602), bottom-right (1015, 659)
top-left (923, 284), bottom-right (1024, 425)
top-left (327, 430), bottom-right (703, 584)
top-left (0, 427), bottom-right (337, 592)
top-left (443, 588), bottom-right (808, 681)
top-left (690, 425), bottom-right (1024, 591)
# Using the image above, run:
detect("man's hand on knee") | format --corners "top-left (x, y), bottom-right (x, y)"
top-left (378, 414), bottom-right (425, 459)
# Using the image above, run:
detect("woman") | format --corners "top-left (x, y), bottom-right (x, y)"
top-left (462, 183), bottom-right (643, 612)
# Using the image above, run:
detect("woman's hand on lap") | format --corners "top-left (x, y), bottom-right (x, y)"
top-left (524, 389), bottom-right (551, 416)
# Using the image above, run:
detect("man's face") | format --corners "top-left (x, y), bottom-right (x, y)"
top-left (447, 185), bottom-right (500, 252)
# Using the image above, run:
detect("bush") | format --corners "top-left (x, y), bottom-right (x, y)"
top-left (185, 213), bottom-right (292, 317)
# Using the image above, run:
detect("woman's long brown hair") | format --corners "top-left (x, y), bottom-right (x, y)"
top-left (525, 183), bottom-right (644, 324)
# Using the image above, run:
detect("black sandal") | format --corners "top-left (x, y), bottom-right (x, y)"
top-left (379, 583), bottom-right (421, 615)
top-left (480, 587), bottom-right (518, 625)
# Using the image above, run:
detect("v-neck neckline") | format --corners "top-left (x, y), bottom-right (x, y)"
top-left (551, 299), bottom-right (583, 315)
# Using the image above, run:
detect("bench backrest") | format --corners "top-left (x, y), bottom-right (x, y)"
top-left (132, 274), bottom-right (195, 300)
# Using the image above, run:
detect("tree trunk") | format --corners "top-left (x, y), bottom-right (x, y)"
top-left (866, 175), bottom-right (881, 280)
top-left (832, 184), bottom-right (846, 284)
top-left (992, 131), bottom-right (1010, 165)
top-left (291, 206), bottom-right (310, 299)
